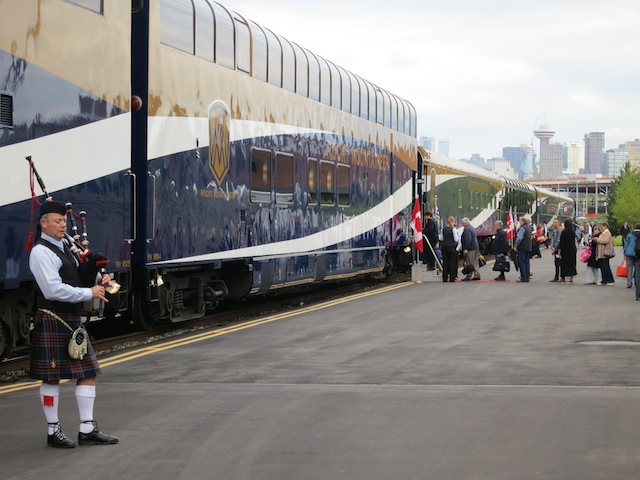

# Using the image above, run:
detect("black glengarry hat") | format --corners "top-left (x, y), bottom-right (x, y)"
top-left (40, 201), bottom-right (67, 218)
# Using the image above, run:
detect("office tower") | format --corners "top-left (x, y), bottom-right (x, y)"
top-left (503, 144), bottom-right (535, 179)
top-left (564, 142), bottom-right (585, 175)
top-left (534, 123), bottom-right (562, 179)
top-left (419, 136), bottom-right (437, 152)
top-left (584, 132), bottom-right (605, 174)
top-left (419, 136), bottom-right (450, 157)
top-left (601, 149), bottom-right (628, 176)
top-left (619, 139), bottom-right (640, 169)
top-left (437, 138), bottom-right (450, 157)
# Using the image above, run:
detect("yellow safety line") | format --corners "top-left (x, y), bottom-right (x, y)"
top-left (0, 282), bottom-right (411, 395)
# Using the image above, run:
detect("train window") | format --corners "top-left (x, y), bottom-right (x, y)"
top-left (397, 100), bottom-right (405, 134)
top-left (337, 164), bottom-right (351, 207)
top-left (389, 94), bottom-right (398, 131)
top-left (337, 65), bottom-right (350, 114)
top-left (319, 161), bottom-right (335, 205)
top-left (235, 15), bottom-right (251, 74)
top-left (249, 21), bottom-right (267, 82)
top-left (327, 60), bottom-right (341, 109)
top-left (63, 0), bottom-right (102, 13)
top-left (250, 148), bottom-right (272, 203)
top-left (458, 189), bottom-right (463, 209)
top-left (264, 29), bottom-right (282, 87)
top-left (318, 56), bottom-right (331, 106)
top-left (307, 50), bottom-right (320, 102)
top-left (194, 0), bottom-right (214, 62)
top-left (291, 43), bottom-right (308, 97)
top-left (0, 93), bottom-right (13, 129)
top-left (374, 85), bottom-right (384, 126)
top-left (160, 0), bottom-right (195, 54)
top-left (275, 153), bottom-right (294, 204)
top-left (211, 3), bottom-right (234, 68)
top-left (308, 158), bottom-right (318, 205)
top-left (366, 81), bottom-right (376, 123)
top-left (349, 72), bottom-right (360, 117)
top-left (356, 76), bottom-right (367, 120)
top-left (280, 37), bottom-right (296, 93)
top-left (409, 102), bottom-right (417, 137)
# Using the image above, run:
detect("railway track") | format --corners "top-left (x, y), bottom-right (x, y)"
top-left (0, 274), bottom-right (409, 383)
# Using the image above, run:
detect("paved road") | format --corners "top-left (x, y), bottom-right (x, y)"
top-left (2, 247), bottom-right (639, 479)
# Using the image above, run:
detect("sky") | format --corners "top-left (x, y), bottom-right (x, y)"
top-left (217, 0), bottom-right (640, 160)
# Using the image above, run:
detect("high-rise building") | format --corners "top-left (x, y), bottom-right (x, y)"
top-left (486, 157), bottom-right (516, 178)
top-left (563, 142), bottom-right (585, 175)
top-left (437, 138), bottom-right (450, 157)
top-left (502, 144), bottom-right (535, 179)
top-left (584, 132), bottom-right (605, 174)
top-left (419, 136), bottom-right (436, 152)
top-left (534, 124), bottom-right (563, 179)
top-left (619, 139), bottom-right (640, 169)
top-left (419, 136), bottom-right (450, 157)
top-left (601, 149), bottom-right (628, 177)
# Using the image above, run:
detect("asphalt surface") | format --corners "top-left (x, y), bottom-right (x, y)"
top-left (2, 246), bottom-right (640, 480)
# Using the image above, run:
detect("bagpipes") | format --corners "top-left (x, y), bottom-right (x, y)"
top-left (25, 156), bottom-right (120, 295)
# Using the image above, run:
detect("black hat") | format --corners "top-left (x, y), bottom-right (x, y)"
top-left (40, 201), bottom-right (67, 218)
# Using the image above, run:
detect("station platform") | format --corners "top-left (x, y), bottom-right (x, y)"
top-left (1, 246), bottom-right (639, 480)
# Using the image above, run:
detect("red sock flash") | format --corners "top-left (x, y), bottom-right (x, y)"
top-left (43, 395), bottom-right (55, 407)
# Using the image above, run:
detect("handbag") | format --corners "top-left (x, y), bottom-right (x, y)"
top-left (40, 309), bottom-right (88, 360)
top-left (492, 254), bottom-right (511, 272)
top-left (604, 246), bottom-right (616, 258)
top-left (616, 258), bottom-right (628, 277)
top-left (579, 246), bottom-right (592, 263)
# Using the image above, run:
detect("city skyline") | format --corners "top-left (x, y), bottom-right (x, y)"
top-left (219, 0), bottom-right (639, 160)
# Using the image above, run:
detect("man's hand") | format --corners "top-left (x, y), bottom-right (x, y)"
top-left (90, 285), bottom-right (108, 302)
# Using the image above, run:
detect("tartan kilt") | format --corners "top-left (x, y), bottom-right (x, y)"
top-left (29, 310), bottom-right (101, 381)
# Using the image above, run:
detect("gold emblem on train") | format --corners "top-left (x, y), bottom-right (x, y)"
top-left (208, 100), bottom-right (231, 185)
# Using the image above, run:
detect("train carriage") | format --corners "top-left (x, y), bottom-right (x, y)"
top-left (0, 0), bottom-right (418, 355)
top-left (420, 148), bottom-right (575, 252)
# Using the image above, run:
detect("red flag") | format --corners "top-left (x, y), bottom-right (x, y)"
top-left (410, 198), bottom-right (423, 252)
top-left (506, 206), bottom-right (515, 240)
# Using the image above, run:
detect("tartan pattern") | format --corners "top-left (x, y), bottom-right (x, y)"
top-left (29, 310), bottom-right (101, 381)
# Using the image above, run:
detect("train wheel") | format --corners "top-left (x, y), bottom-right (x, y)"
top-left (132, 294), bottom-right (155, 331)
top-left (0, 323), bottom-right (7, 360)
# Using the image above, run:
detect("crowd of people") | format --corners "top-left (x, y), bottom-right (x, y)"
top-left (422, 213), bottom-right (640, 302)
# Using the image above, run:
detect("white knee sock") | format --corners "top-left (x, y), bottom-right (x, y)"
top-left (40, 383), bottom-right (60, 435)
top-left (75, 385), bottom-right (96, 433)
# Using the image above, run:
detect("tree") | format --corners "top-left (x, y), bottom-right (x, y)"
top-left (609, 164), bottom-right (640, 231)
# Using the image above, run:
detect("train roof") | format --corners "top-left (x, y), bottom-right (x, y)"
top-left (421, 147), bottom-right (575, 203)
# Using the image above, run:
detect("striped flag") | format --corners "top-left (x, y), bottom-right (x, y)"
top-left (410, 198), bottom-right (423, 252)
top-left (507, 206), bottom-right (515, 240)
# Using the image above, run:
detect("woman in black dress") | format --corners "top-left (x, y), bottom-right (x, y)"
top-left (557, 219), bottom-right (578, 283)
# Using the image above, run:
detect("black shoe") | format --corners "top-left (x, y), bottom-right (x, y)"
top-left (78, 421), bottom-right (119, 446)
top-left (461, 278), bottom-right (472, 281)
top-left (549, 279), bottom-right (559, 282)
top-left (47, 424), bottom-right (75, 448)
top-left (494, 276), bottom-right (505, 281)
top-left (472, 277), bottom-right (481, 281)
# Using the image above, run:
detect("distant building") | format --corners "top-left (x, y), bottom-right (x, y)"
top-left (534, 124), bottom-right (563, 179)
top-left (419, 136), bottom-right (436, 152)
top-left (619, 139), bottom-right (640, 169)
top-left (467, 153), bottom-right (485, 169)
top-left (601, 149), bottom-right (628, 177)
top-left (419, 136), bottom-right (449, 157)
top-left (486, 157), bottom-right (516, 178)
top-left (584, 132), bottom-right (605, 174)
top-left (502, 144), bottom-right (535, 180)
top-left (563, 142), bottom-right (585, 175)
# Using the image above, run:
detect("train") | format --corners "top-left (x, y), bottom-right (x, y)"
top-left (0, 0), bottom-right (574, 359)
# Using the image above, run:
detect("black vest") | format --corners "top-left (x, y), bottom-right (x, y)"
top-left (441, 226), bottom-right (457, 252)
top-left (35, 239), bottom-right (84, 313)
